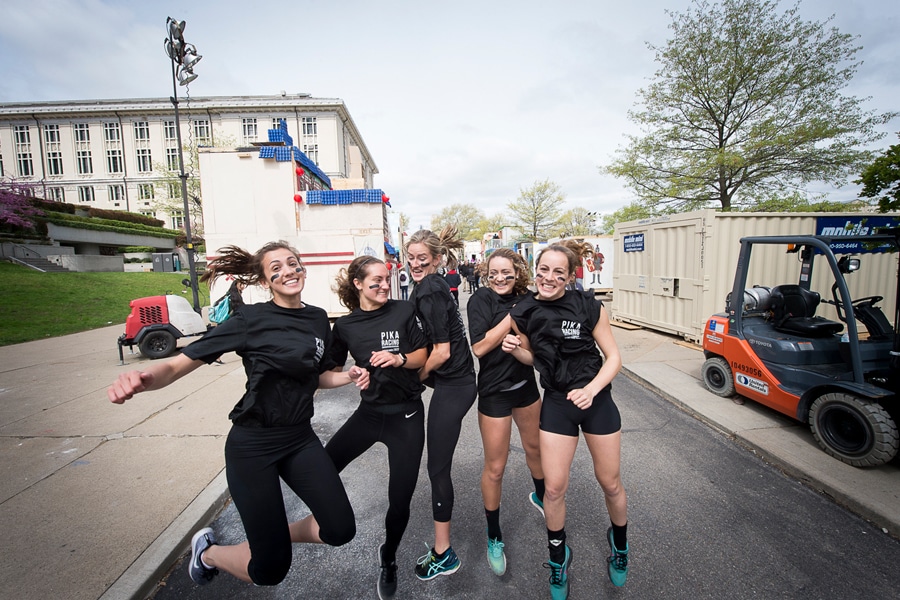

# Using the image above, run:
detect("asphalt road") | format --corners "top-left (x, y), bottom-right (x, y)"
top-left (149, 372), bottom-right (900, 600)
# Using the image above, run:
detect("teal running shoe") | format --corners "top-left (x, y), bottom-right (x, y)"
top-left (544, 545), bottom-right (571, 600)
top-left (486, 536), bottom-right (506, 576)
top-left (606, 527), bottom-right (629, 586)
top-left (414, 545), bottom-right (460, 580)
top-left (528, 492), bottom-right (545, 517)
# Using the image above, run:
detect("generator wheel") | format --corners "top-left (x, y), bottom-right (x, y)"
top-left (701, 357), bottom-right (735, 397)
top-left (809, 393), bottom-right (899, 467)
top-left (139, 331), bottom-right (177, 359)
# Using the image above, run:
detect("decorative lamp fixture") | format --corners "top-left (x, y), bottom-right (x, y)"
top-left (164, 16), bottom-right (202, 313)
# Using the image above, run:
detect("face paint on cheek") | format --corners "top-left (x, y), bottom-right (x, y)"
top-left (270, 273), bottom-right (280, 283)
top-left (296, 267), bottom-right (304, 273)
top-left (368, 283), bottom-right (380, 289)
top-left (556, 276), bottom-right (567, 283)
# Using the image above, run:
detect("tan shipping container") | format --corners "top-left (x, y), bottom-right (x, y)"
top-left (612, 210), bottom-right (898, 343)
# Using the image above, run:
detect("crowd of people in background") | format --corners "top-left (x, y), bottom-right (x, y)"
top-left (106, 232), bottom-right (628, 600)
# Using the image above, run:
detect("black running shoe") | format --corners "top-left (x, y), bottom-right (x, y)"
top-left (377, 543), bottom-right (398, 599)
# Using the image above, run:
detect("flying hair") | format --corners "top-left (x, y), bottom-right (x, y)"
top-left (333, 255), bottom-right (385, 311)
top-left (536, 239), bottom-right (594, 276)
top-left (201, 241), bottom-right (303, 287)
top-left (405, 224), bottom-right (465, 269)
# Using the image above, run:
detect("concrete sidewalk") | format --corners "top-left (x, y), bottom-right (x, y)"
top-left (0, 318), bottom-right (897, 600)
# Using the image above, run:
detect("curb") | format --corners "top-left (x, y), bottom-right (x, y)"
top-left (99, 469), bottom-right (231, 600)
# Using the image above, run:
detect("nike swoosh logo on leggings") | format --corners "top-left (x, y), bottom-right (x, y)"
top-left (405, 411), bottom-right (418, 419)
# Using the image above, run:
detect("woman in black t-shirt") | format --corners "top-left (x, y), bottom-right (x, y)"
top-left (467, 249), bottom-right (544, 577)
top-left (324, 256), bottom-right (429, 599)
top-left (405, 226), bottom-right (476, 581)
top-left (505, 240), bottom-right (630, 597)
top-left (107, 241), bottom-right (368, 589)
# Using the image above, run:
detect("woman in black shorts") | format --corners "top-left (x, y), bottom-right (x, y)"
top-left (325, 255), bottom-right (429, 599)
top-left (467, 248), bottom-right (544, 576)
top-left (504, 240), bottom-right (630, 599)
top-left (405, 226), bottom-right (477, 581)
top-left (107, 241), bottom-right (367, 588)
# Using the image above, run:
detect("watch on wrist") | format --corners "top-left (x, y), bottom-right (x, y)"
top-left (398, 352), bottom-right (408, 366)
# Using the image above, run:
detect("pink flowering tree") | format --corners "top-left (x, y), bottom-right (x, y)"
top-left (0, 179), bottom-right (43, 229)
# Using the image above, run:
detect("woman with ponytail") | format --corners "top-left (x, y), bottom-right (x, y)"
top-left (323, 255), bottom-right (429, 599)
top-left (405, 226), bottom-right (477, 581)
top-left (107, 241), bottom-right (368, 589)
top-left (504, 239), bottom-right (630, 600)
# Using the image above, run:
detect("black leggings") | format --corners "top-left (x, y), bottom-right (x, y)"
top-left (427, 379), bottom-right (476, 522)
top-left (325, 400), bottom-right (425, 555)
top-left (225, 424), bottom-right (355, 586)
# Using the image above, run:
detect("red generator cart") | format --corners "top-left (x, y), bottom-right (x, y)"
top-left (117, 294), bottom-right (209, 363)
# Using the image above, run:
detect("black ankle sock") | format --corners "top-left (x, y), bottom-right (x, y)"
top-left (533, 477), bottom-right (546, 502)
top-left (611, 522), bottom-right (628, 550)
top-left (433, 547), bottom-right (447, 559)
top-left (381, 542), bottom-right (397, 565)
top-left (485, 507), bottom-right (502, 540)
top-left (547, 527), bottom-right (566, 564)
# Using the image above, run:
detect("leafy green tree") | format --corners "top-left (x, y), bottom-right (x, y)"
top-left (474, 212), bottom-right (508, 240)
top-left (604, 0), bottom-right (896, 212)
top-left (744, 192), bottom-right (863, 213)
top-left (397, 211), bottom-right (410, 233)
top-left (507, 179), bottom-right (566, 241)
top-left (430, 203), bottom-right (485, 240)
top-left (598, 202), bottom-right (655, 234)
top-left (554, 207), bottom-right (596, 238)
top-left (856, 137), bottom-right (900, 213)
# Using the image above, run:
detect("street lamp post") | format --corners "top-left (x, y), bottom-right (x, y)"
top-left (164, 17), bottom-right (202, 313)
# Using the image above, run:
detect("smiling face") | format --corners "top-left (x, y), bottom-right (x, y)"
top-left (355, 262), bottom-right (390, 310)
top-left (486, 255), bottom-right (516, 296)
top-left (534, 249), bottom-right (571, 300)
top-left (261, 247), bottom-right (306, 306)
top-left (407, 242), bottom-right (440, 283)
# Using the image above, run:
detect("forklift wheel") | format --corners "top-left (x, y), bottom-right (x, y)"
top-left (138, 331), bottom-right (177, 359)
top-left (701, 357), bottom-right (735, 397)
top-left (809, 393), bottom-right (900, 468)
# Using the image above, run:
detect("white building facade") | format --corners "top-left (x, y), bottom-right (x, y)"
top-left (0, 94), bottom-right (378, 229)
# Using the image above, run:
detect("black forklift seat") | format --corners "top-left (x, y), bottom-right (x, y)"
top-left (769, 285), bottom-right (844, 338)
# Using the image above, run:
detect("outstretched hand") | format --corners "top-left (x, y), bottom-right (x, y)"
top-left (108, 371), bottom-right (155, 404)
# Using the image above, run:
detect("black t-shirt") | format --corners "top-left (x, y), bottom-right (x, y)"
top-left (511, 290), bottom-right (606, 396)
top-left (467, 287), bottom-right (537, 397)
top-left (330, 300), bottom-right (427, 406)
top-left (181, 301), bottom-right (336, 427)
top-left (409, 273), bottom-right (475, 385)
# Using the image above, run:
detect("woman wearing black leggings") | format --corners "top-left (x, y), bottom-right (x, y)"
top-left (107, 241), bottom-right (368, 588)
top-left (323, 255), bottom-right (429, 599)
top-left (406, 226), bottom-right (477, 581)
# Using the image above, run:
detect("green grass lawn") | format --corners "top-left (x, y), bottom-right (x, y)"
top-left (0, 262), bottom-right (207, 346)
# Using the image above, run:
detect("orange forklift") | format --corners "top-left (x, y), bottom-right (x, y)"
top-left (701, 229), bottom-right (899, 467)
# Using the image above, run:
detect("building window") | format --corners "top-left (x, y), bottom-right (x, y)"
top-left (139, 209), bottom-right (155, 218)
top-left (167, 182), bottom-right (180, 200)
top-left (43, 125), bottom-right (64, 177)
top-left (303, 143), bottom-right (318, 164)
top-left (73, 123), bottom-right (92, 175)
top-left (136, 148), bottom-right (152, 173)
top-left (166, 147), bottom-right (179, 171)
top-left (103, 122), bottom-right (121, 142)
top-left (193, 120), bottom-right (210, 145)
top-left (170, 209), bottom-right (184, 230)
top-left (103, 122), bottom-right (123, 174)
top-left (46, 186), bottom-right (65, 202)
top-left (138, 183), bottom-right (155, 201)
top-left (302, 117), bottom-right (317, 136)
top-left (133, 121), bottom-right (150, 141)
top-left (76, 150), bottom-right (93, 175)
top-left (73, 123), bottom-right (90, 143)
top-left (14, 125), bottom-right (34, 177)
top-left (77, 185), bottom-right (95, 203)
top-left (106, 149), bottom-right (123, 174)
top-left (164, 120), bottom-right (177, 142)
top-left (242, 118), bottom-right (258, 145)
top-left (108, 184), bottom-right (125, 203)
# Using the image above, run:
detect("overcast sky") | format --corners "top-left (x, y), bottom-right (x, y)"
top-left (1, 0), bottom-right (897, 230)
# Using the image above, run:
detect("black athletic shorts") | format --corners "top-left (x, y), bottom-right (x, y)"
top-left (539, 386), bottom-right (621, 436)
top-left (478, 379), bottom-right (541, 418)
